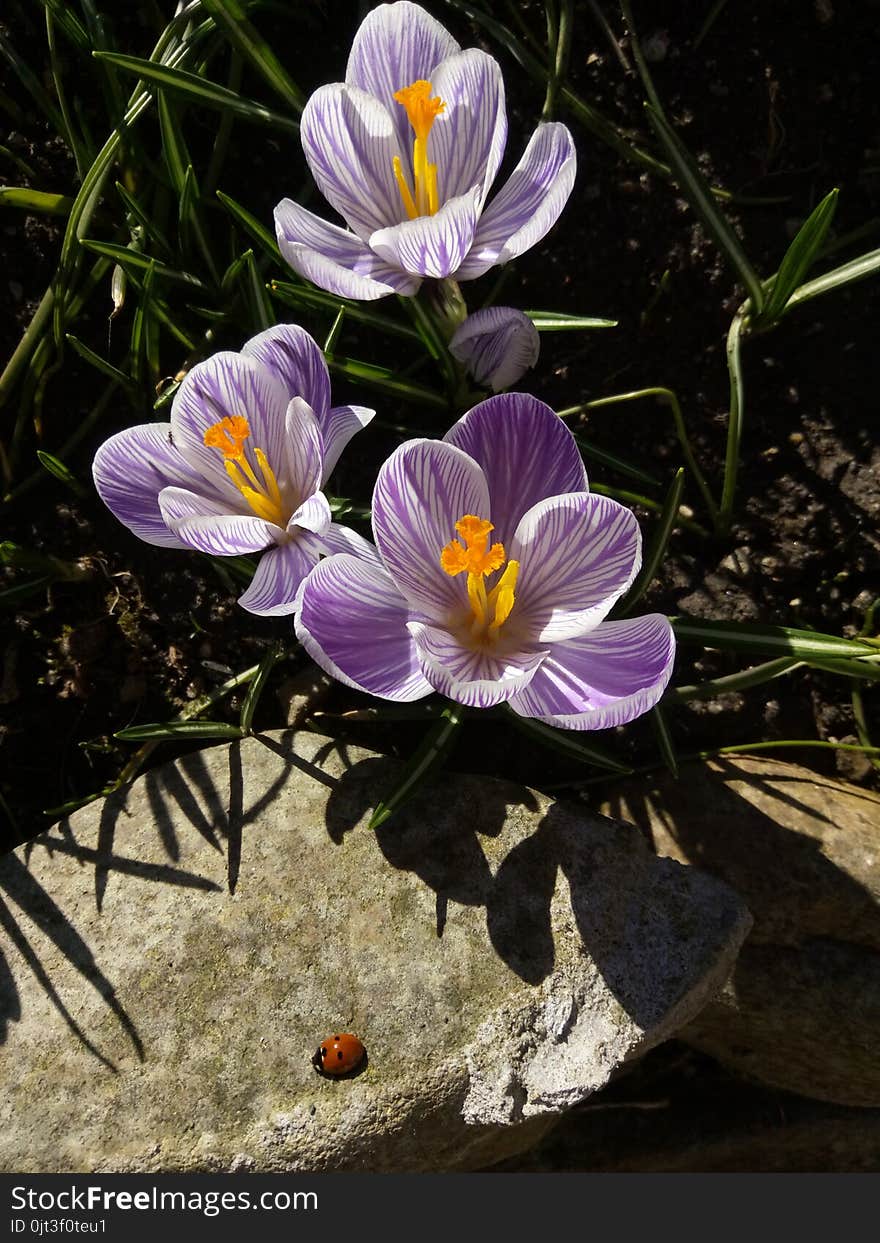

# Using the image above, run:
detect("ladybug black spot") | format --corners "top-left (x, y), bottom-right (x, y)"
top-left (337, 1050), bottom-right (344, 1060)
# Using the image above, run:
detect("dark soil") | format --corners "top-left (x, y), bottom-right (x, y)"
top-left (2, 0), bottom-right (879, 844)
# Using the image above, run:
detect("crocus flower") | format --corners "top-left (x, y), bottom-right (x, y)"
top-left (449, 306), bottom-right (540, 391)
top-left (274, 1), bottom-right (577, 300)
top-left (92, 325), bottom-right (373, 617)
top-left (295, 394), bottom-right (675, 728)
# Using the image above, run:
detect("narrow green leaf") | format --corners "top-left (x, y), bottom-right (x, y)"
top-left (115, 721), bottom-right (244, 742)
top-left (590, 481), bottom-right (708, 537)
top-left (240, 250), bottom-right (274, 331)
top-left (566, 430), bottom-right (662, 489)
top-left (217, 189), bottom-right (281, 261)
top-left (526, 311), bottom-right (617, 331)
top-left (672, 617), bottom-right (879, 661)
top-left (718, 307), bottom-right (746, 534)
top-left (270, 280), bottom-right (420, 340)
top-left (65, 334), bottom-right (132, 389)
top-left (0, 187), bottom-right (73, 215)
top-left (784, 244), bottom-right (880, 311)
top-left (36, 450), bottom-right (87, 496)
top-left (94, 51), bottom-right (300, 133)
top-left (240, 644), bottom-right (285, 734)
top-left (760, 189), bottom-right (840, 324)
top-left (805, 655), bottom-right (880, 683)
top-left (79, 238), bottom-right (207, 288)
top-left (323, 307), bottom-right (346, 354)
top-left (504, 708), bottom-right (633, 773)
top-left (645, 103), bottom-right (765, 314)
top-left (115, 182), bottom-right (173, 258)
top-left (0, 575), bottom-right (51, 609)
top-left (369, 703), bottom-right (464, 829)
top-left (616, 468), bottom-right (684, 615)
top-left (157, 89), bottom-right (191, 195)
top-left (0, 34), bottom-right (66, 134)
top-left (673, 657), bottom-right (801, 702)
top-left (651, 704), bottom-right (679, 778)
top-left (327, 354), bottom-right (447, 408)
top-left (201, 0), bottom-right (305, 113)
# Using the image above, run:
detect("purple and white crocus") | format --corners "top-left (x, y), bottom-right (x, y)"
top-left (296, 394), bottom-right (676, 728)
top-left (274, 1), bottom-right (576, 300)
top-left (92, 324), bottom-right (373, 617)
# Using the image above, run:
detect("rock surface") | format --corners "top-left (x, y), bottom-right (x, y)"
top-left (0, 731), bottom-right (750, 1173)
top-left (603, 756), bottom-right (880, 1107)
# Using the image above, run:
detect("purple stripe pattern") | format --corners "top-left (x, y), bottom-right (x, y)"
top-left (449, 307), bottom-right (540, 392)
top-left (92, 324), bottom-right (374, 617)
top-left (273, 1), bottom-right (576, 299)
top-left (295, 392), bottom-right (676, 728)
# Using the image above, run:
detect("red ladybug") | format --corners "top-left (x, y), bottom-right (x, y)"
top-left (313, 1032), bottom-right (366, 1076)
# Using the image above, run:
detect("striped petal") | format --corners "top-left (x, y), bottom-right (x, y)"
top-left (371, 438), bottom-right (490, 620)
top-left (283, 397), bottom-right (325, 511)
top-left (429, 49), bottom-right (507, 206)
top-left (320, 404), bottom-right (375, 482)
top-left (241, 324), bottom-right (331, 417)
top-left (158, 487), bottom-right (277, 555)
top-left (301, 83), bottom-right (404, 239)
top-left (287, 491), bottom-right (331, 537)
top-left (456, 122), bottom-right (576, 279)
top-left (409, 620), bottom-right (547, 709)
top-left (170, 351), bottom-right (290, 504)
top-left (275, 199), bottom-right (421, 299)
top-left (345, 1), bottom-right (460, 154)
top-left (509, 492), bottom-right (641, 643)
top-left (296, 554), bottom-right (432, 701)
top-left (443, 392), bottom-right (587, 541)
top-left (449, 307), bottom-right (540, 392)
top-left (370, 185), bottom-right (481, 278)
top-left (318, 522), bottom-right (383, 565)
top-left (92, 424), bottom-right (206, 549)
top-left (508, 615), bottom-right (676, 730)
top-left (237, 535), bottom-right (323, 617)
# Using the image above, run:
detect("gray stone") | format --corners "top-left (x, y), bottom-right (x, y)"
top-left (603, 756), bottom-right (880, 1106)
top-left (0, 731), bottom-right (750, 1173)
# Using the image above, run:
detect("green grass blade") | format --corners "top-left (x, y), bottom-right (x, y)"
top-left (201, 0), bottom-right (305, 112)
top-left (759, 188), bottom-right (840, 325)
top-left (369, 703), bottom-right (465, 829)
top-left (718, 307), bottom-right (746, 534)
top-left (216, 189), bottom-right (281, 261)
top-left (784, 244), bottom-right (880, 311)
top-left (651, 703), bottom-right (679, 778)
top-left (672, 617), bottom-right (879, 661)
top-left (65, 333), bottom-right (133, 390)
top-left (157, 89), bottom-right (191, 194)
top-left (94, 51), bottom-right (300, 133)
top-left (240, 250), bottom-right (275, 331)
top-left (0, 187), bottom-right (74, 215)
top-left (326, 355), bottom-right (448, 409)
top-left (504, 707), bottom-right (633, 773)
top-left (115, 181), bottom-right (174, 257)
top-left (270, 280), bottom-right (420, 340)
top-left (645, 103), bottom-right (765, 314)
top-left (79, 238), bottom-right (207, 288)
top-left (36, 450), bottom-right (87, 496)
top-left (115, 721), bottom-right (244, 741)
top-left (616, 468), bottom-right (684, 616)
top-left (239, 643), bottom-right (285, 734)
top-left (526, 311), bottom-right (617, 330)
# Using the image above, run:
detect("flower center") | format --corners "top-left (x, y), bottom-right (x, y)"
top-left (440, 514), bottom-right (519, 640)
top-left (392, 79), bottom-right (446, 219)
top-left (203, 415), bottom-right (286, 526)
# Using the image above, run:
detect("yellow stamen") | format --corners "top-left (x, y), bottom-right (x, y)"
top-left (392, 79), bottom-right (446, 218)
top-left (203, 415), bottom-right (286, 526)
top-left (440, 514), bottom-right (517, 638)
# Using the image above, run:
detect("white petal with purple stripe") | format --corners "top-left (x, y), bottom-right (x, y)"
top-left (510, 492), bottom-right (641, 642)
top-left (158, 487), bottom-right (278, 555)
top-left (275, 199), bottom-right (421, 300)
top-left (241, 323), bottom-right (331, 417)
top-left (370, 185), bottom-right (481, 278)
top-left (371, 438), bottom-right (490, 619)
top-left (409, 620), bottom-right (547, 709)
top-left (443, 393), bottom-right (587, 540)
top-left (430, 49), bottom-right (507, 206)
top-left (296, 554), bottom-right (432, 701)
top-left (508, 614), bottom-right (676, 729)
top-left (237, 535), bottom-right (324, 617)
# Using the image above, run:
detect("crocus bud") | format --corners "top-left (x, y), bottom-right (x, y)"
top-left (449, 307), bottom-right (540, 392)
